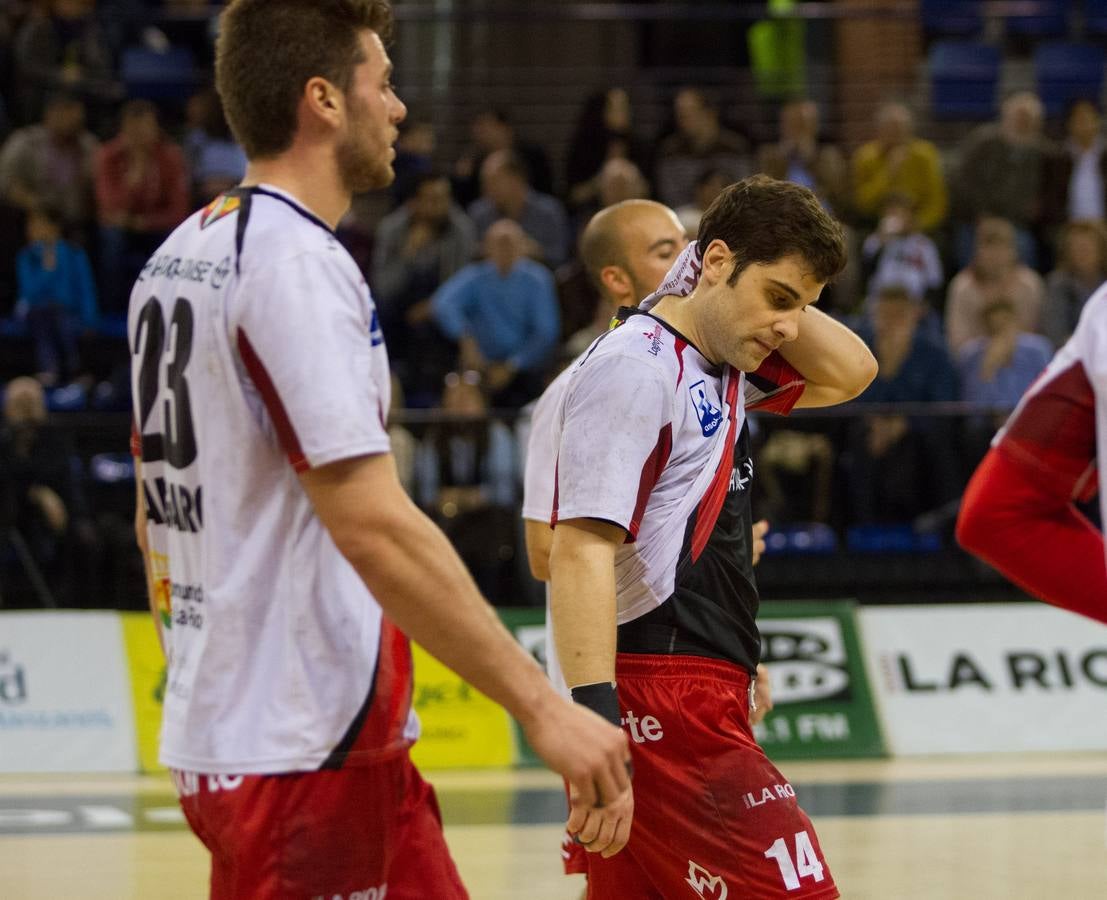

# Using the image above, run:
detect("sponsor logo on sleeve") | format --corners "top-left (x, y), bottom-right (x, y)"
top-left (642, 323), bottom-right (664, 356)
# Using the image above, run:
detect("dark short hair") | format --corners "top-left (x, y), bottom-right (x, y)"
top-left (697, 175), bottom-right (847, 286)
top-left (216, 0), bottom-right (394, 159)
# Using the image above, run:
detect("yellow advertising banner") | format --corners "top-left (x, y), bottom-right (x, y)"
top-left (408, 643), bottom-right (514, 769)
top-left (120, 612), bottom-right (167, 773)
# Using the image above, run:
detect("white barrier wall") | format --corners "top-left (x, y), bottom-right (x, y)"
top-left (0, 612), bottom-right (137, 773)
top-left (860, 604), bottom-right (1107, 755)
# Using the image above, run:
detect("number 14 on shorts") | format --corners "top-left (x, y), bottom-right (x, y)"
top-left (764, 831), bottom-right (825, 890)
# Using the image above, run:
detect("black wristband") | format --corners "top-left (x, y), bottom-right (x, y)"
top-left (570, 682), bottom-right (621, 727)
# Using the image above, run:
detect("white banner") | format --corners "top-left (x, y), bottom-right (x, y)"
top-left (860, 604), bottom-right (1107, 755)
top-left (0, 612), bottom-right (136, 772)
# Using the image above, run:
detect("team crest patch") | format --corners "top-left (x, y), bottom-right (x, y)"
top-left (689, 380), bottom-right (723, 437)
top-left (199, 194), bottom-right (241, 230)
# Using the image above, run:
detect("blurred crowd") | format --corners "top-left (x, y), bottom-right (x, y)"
top-left (2, 0), bottom-right (1106, 605)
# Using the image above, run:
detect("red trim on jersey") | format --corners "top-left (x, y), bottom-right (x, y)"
top-left (336, 617), bottom-right (415, 764)
top-left (958, 448), bottom-right (1107, 625)
top-left (689, 368), bottom-right (741, 562)
top-left (747, 351), bottom-right (805, 415)
top-left (628, 424), bottom-right (674, 540)
top-left (674, 338), bottom-right (687, 388)
top-left (130, 419), bottom-right (142, 458)
top-left (999, 361), bottom-right (1098, 502)
top-left (236, 328), bottom-right (309, 472)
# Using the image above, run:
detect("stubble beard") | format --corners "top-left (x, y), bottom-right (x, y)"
top-left (336, 118), bottom-right (393, 194)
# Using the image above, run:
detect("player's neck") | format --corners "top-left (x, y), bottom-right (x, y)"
top-left (648, 294), bottom-right (715, 364)
top-left (241, 153), bottom-right (350, 230)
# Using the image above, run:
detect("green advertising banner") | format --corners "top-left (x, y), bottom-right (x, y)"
top-left (500, 600), bottom-right (885, 765)
top-left (754, 600), bottom-right (886, 760)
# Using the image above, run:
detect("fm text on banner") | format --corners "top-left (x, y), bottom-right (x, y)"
top-left (754, 601), bottom-right (885, 760)
top-left (860, 603), bottom-right (1107, 755)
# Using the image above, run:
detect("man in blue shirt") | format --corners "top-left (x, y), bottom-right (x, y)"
top-left (16, 203), bottom-right (99, 384)
top-left (432, 218), bottom-right (560, 407)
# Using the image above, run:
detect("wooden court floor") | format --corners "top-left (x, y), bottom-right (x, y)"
top-left (2, 755), bottom-right (1106, 899)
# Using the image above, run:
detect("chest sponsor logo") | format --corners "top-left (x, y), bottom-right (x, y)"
top-left (642, 323), bottom-right (664, 356)
top-left (311, 887), bottom-right (387, 900)
top-left (729, 458), bottom-right (753, 492)
top-left (685, 860), bottom-right (727, 899)
top-left (689, 380), bottom-right (723, 437)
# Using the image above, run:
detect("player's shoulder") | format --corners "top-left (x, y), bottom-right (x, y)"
top-left (235, 187), bottom-right (350, 271)
top-left (578, 313), bottom-right (684, 383)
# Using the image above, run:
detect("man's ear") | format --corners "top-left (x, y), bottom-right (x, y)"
top-left (303, 77), bottom-right (343, 130)
top-left (699, 239), bottom-right (733, 286)
top-left (600, 265), bottom-right (632, 305)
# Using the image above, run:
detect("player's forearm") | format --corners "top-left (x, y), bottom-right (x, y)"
top-left (780, 307), bottom-right (877, 407)
top-left (134, 464), bottom-right (166, 657)
top-left (549, 523), bottom-right (619, 689)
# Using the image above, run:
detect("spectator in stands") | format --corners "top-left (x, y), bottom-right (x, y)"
top-left (452, 107), bottom-right (554, 207)
top-left (957, 297), bottom-right (1053, 464)
top-left (676, 168), bottom-right (729, 239)
top-left (946, 216), bottom-right (1045, 353)
top-left (954, 91), bottom-right (1053, 268)
top-left (0, 92), bottom-right (98, 236)
top-left (758, 98), bottom-right (849, 217)
top-left (16, 203), bottom-right (98, 385)
top-left (182, 87), bottom-right (246, 206)
top-left (415, 368), bottom-right (518, 601)
top-left (432, 219), bottom-right (560, 407)
top-left (958, 297), bottom-right (1052, 409)
top-left (468, 150), bottom-right (570, 268)
top-left (1059, 99), bottom-right (1106, 224)
top-left (565, 88), bottom-right (648, 214)
top-left (862, 193), bottom-right (943, 308)
top-left (654, 86), bottom-right (751, 210)
top-left (0, 376), bottom-right (87, 606)
top-left (848, 284), bottom-right (960, 524)
top-left (852, 101), bottom-right (947, 234)
top-left (1042, 219), bottom-right (1107, 348)
top-left (94, 99), bottom-right (189, 312)
top-left (390, 119), bottom-right (435, 204)
top-left (372, 171), bottom-right (478, 407)
top-left (12, 0), bottom-right (119, 125)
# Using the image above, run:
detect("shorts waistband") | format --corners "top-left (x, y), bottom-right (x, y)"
top-left (615, 652), bottom-right (753, 687)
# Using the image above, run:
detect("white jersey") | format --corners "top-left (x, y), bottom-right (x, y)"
top-left (130, 185), bottom-right (417, 774)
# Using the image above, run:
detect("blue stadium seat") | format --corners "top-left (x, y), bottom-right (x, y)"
top-left (1087, 0), bottom-right (1107, 36)
top-left (46, 383), bottom-right (87, 412)
top-left (1006, 0), bottom-right (1069, 38)
top-left (846, 525), bottom-right (942, 554)
top-left (1034, 42), bottom-right (1106, 118)
top-left (929, 40), bottom-right (1001, 119)
top-left (763, 523), bottom-right (839, 557)
top-left (120, 45), bottom-right (198, 102)
top-left (90, 453), bottom-right (136, 485)
top-left (920, 0), bottom-right (983, 37)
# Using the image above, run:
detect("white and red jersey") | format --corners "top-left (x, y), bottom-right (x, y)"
top-left (523, 244), bottom-right (803, 676)
top-left (129, 185), bottom-right (417, 774)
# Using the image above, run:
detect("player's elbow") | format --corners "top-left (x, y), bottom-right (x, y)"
top-left (839, 344), bottom-right (879, 402)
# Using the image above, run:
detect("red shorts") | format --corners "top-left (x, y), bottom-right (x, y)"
top-left (584, 654), bottom-right (839, 900)
top-left (173, 753), bottom-right (468, 900)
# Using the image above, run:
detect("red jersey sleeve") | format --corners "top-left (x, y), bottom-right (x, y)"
top-left (744, 351), bottom-right (805, 416)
